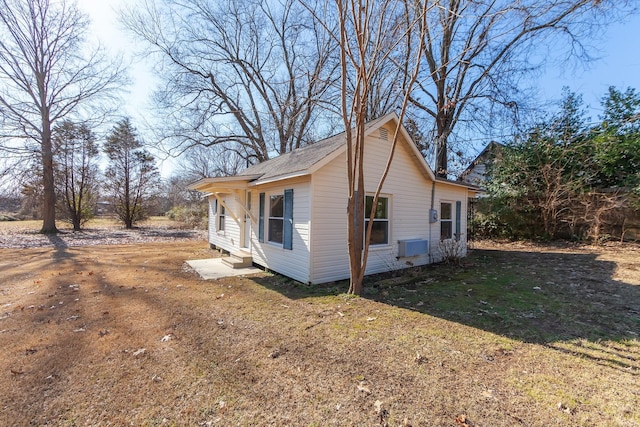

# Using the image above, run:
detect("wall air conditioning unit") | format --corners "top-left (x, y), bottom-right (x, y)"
top-left (398, 239), bottom-right (429, 257)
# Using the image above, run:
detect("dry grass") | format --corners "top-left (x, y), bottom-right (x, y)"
top-left (0, 229), bottom-right (638, 426)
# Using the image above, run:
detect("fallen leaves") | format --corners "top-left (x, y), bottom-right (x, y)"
top-left (268, 349), bottom-right (280, 358)
top-left (132, 348), bottom-right (146, 357)
top-left (374, 400), bottom-right (389, 426)
top-left (357, 381), bottom-right (371, 395)
top-left (0, 225), bottom-right (206, 249)
top-left (455, 414), bottom-right (473, 427)
top-left (557, 402), bottom-right (575, 415)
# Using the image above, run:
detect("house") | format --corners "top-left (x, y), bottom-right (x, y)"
top-left (189, 113), bottom-right (479, 284)
top-left (459, 141), bottom-right (504, 187)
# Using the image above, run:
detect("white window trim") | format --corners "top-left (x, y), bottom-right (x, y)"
top-left (267, 193), bottom-right (284, 246)
top-left (217, 203), bottom-right (226, 234)
top-left (365, 193), bottom-right (391, 248)
top-left (440, 200), bottom-right (453, 241)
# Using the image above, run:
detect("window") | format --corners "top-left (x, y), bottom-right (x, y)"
top-left (261, 190), bottom-right (293, 248)
top-left (268, 194), bottom-right (284, 244)
top-left (365, 195), bottom-right (389, 245)
top-left (218, 204), bottom-right (226, 231)
top-left (440, 202), bottom-right (452, 240)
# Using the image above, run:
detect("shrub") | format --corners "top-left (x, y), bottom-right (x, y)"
top-left (167, 203), bottom-right (208, 229)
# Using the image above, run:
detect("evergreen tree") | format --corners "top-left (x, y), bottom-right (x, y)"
top-left (103, 119), bottom-right (160, 229)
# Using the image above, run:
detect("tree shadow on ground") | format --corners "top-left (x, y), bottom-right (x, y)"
top-left (250, 248), bottom-right (640, 372)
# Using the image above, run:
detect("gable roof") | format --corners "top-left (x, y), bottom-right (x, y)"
top-left (190, 113), bottom-right (478, 193)
top-left (239, 131), bottom-right (345, 182)
top-left (240, 113), bottom-right (401, 183)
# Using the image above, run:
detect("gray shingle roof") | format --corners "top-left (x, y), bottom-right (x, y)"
top-left (239, 113), bottom-right (394, 182)
top-left (240, 131), bottom-right (346, 182)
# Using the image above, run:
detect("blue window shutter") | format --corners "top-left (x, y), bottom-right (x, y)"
top-left (258, 193), bottom-right (265, 243)
top-left (455, 200), bottom-right (462, 241)
top-left (283, 189), bottom-right (293, 250)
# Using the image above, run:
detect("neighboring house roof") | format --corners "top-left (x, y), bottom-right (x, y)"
top-left (190, 113), bottom-right (479, 193)
top-left (458, 141), bottom-right (504, 186)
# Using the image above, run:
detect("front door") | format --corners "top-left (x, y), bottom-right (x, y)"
top-left (243, 191), bottom-right (252, 249)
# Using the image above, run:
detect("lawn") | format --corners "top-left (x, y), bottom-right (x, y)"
top-left (0, 228), bottom-right (638, 425)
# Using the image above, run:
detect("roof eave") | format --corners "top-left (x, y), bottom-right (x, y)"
top-left (249, 170), bottom-right (310, 186)
top-left (435, 177), bottom-right (482, 191)
top-left (188, 174), bottom-right (263, 193)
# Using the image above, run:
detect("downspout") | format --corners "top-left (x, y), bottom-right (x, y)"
top-left (429, 180), bottom-right (435, 263)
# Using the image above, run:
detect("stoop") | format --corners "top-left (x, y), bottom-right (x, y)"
top-left (221, 250), bottom-right (253, 269)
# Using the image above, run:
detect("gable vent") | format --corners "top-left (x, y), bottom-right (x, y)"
top-left (379, 128), bottom-right (388, 140)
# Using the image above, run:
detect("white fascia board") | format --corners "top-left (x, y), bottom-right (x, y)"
top-left (248, 171), bottom-right (309, 187)
top-left (188, 175), bottom-right (261, 192)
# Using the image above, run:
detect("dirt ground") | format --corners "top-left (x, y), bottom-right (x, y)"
top-left (0, 225), bottom-right (638, 426)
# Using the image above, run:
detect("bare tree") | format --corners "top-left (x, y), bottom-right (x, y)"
top-left (409, 0), bottom-right (633, 177)
top-left (178, 144), bottom-right (245, 182)
top-left (0, 0), bottom-right (126, 233)
top-left (122, 0), bottom-right (338, 164)
top-left (52, 120), bottom-right (100, 231)
top-left (315, 0), bottom-right (428, 294)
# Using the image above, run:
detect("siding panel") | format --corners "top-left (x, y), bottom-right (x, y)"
top-left (310, 124), bottom-right (435, 283)
top-left (250, 179), bottom-right (311, 283)
top-left (208, 194), bottom-right (243, 253)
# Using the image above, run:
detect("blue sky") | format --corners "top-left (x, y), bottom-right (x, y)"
top-left (534, 12), bottom-right (640, 121)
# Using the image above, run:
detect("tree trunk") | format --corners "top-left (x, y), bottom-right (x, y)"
top-left (435, 134), bottom-right (448, 178)
top-left (435, 108), bottom-right (452, 178)
top-left (347, 187), bottom-right (365, 295)
top-left (40, 122), bottom-right (58, 234)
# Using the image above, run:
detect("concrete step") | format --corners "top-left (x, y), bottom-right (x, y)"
top-left (221, 250), bottom-right (253, 269)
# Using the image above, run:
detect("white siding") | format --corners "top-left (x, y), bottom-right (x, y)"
top-left (203, 120), bottom-right (472, 285)
top-left (431, 183), bottom-right (470, 262)
top-left (309, 124), bottom-right (436, 284)
top-left (208, 194), bottom-right (243, 253)
top-left (250, 178), bottom-right (311, 283)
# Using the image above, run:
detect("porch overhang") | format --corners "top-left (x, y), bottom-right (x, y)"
top-left (188, 175), bottom-right (262, 194)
